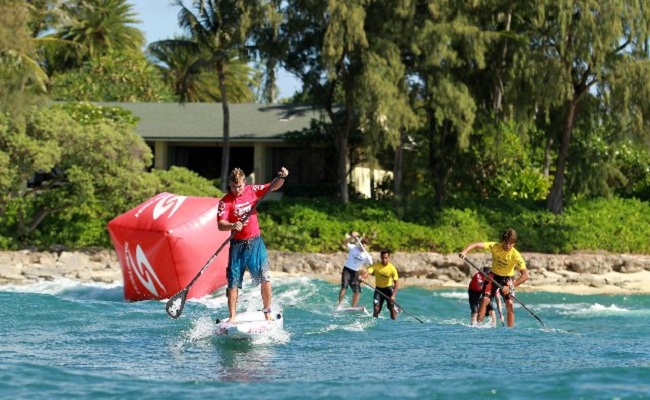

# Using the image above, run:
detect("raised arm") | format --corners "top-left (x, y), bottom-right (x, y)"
top-left (270, 167), bottom-right (289, 191)
top-left (458, 242), bottom-right (485, 259)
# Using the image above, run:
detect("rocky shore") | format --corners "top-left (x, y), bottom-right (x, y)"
top-left (1, 248), bottom-right (649, 295)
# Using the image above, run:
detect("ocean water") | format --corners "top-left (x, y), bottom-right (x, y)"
top-left (1, 276), bottom-right (649, 400)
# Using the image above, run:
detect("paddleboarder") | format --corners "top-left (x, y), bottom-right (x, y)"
top-left (459, 228), bottom-right (528, 327)
top-left (361, 249), bottom-right (400, 320)
top-left (218, 167), bottom-right (288, 323)
top-left (337, 231), bottom-right (373, 309)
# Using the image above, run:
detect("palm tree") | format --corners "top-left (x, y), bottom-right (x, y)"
top-left (0, 0), bottom-right (49, 115)
top-left (49, 0), bottom-right (144, 71)
top-left (147, 36), bottom-right (258, 103)
top-left (250, 0), bottom-right (284, 103)
top-left (168, 0), bottom-right (258, 191)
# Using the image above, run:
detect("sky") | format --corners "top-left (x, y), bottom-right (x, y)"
top-left (128, 0), bottom-right (301, 100)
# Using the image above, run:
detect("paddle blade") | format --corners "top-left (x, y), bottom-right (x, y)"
top-left (165, 289), bottom-right (188, 319)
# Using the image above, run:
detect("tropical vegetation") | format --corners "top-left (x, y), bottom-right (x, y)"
top-left (0, 0), bottom-right (649, 254)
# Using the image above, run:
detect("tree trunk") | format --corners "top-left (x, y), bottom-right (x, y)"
top-left (428, 109), bottom-right (447, 208)
top-left (493, 6), bottom-right (512, 115)
top-left (217, 60), bottom-right (230, 192)
top-left (336, 129), bottom-right (349, 203)
top-left (265, 58), bottom-right (277, 103)
top-left (326, 89), bottom-right (352, 203)
top-left (393, 127), bottom-right (405, 209)
top-left (543, 136), bottom-right (553, 179)
top-left (546, 100), bottom-right (578, 214)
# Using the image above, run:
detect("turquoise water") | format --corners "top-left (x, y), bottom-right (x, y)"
top-left (1, 276), bottom-right (649, 399)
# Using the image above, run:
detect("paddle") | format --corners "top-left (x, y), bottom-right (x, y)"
top-left (165, 175), bottom-right (282, 319)
top-left (462, 257), bottom-right (545, 327)
top-left (354, 236), bottom-right (424, 324)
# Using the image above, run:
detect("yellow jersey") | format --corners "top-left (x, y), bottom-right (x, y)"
top-left (484, 241), bottom-right (526, 277)
top-left (367, 262), bottom-right (399, 288)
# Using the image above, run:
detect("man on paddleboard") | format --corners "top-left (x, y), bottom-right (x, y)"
top-left (337, 232), bottom-right (373, 309)
top-left (361, 249), bottom-right (400, 320)
top-left (459, 228), bottom-right (528, 327)
top-left (218, 167), bottom-right (288, 322)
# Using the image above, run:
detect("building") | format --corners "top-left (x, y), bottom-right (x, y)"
top-left (101, 102), bottom-right (388, 197)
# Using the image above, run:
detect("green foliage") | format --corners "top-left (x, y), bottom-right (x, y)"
top-left (50, 50), bottom-right (174, 102)
top-left (0, 0), bottom-right (48, 116)
top-left (0, 100), bottom-right (230, 249)
top-left (611, 140), bottom-right (650, 201)
top-left (50, 0), bottom-right (145, 68)
top-left (152, 166), bottom-right (223, 197)
top-left (55, 101), bottom-right (139, 126)
top-left (0, 103), bottom-right (158, 248)
top-left (563, 197), bottom-right (650, 254)
top-left (258, 196), bottom-right (650, 255)
top-left (459, 119), bottom-right (550, 200)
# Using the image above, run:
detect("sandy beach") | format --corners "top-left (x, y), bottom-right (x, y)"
top-left (290, 270), bottom-right (650, 295)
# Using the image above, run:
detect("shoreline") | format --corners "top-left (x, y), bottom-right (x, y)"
top-left (271, 270), bottom-right (650, 295)
top-left (1, 249), bottom-right (649, 296)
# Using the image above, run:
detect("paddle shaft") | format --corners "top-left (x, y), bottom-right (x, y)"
top-left (463, 257), bottom-right (545, 327)
top-left (354, 237), bottom-right (424, 324)
top-left (165, 175), bottom-right (282, 319)
top-left (361, 280), bottom-right (424, 323)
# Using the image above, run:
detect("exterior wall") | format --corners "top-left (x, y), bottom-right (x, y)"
top-left (153, 142), bottom-right (168, 170)
top-left (350, 166), bottom-right (393, 198)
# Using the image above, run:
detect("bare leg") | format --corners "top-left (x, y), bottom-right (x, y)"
top-left (388, 304), bottom-right (397, 320)
top-left (489, 310), bottom-right (496, 327)
top-left (506, 299), bottom-right (515, 327)
top-left (351, 291), bottom-right (360, 307)
top-left (227, 288), bottom-right (238, 322)
top-left (477, 296), bottom-right (491, 323)
top-left (337, 287), bottom-right (346, 308)
top-left (373, 304), bottom-right (380, 318)
top-left (470, 312), bottom-right (478, 325)
top-left (261, 281), bottom-right (273, 320)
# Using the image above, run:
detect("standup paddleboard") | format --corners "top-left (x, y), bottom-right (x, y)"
top-left (215, 310), bottom-right (283, 339)
top-left (334, 306), bottom-right (367, 314)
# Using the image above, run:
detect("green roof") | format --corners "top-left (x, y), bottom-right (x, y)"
top-left (98, 103), bottom-right (324, 142)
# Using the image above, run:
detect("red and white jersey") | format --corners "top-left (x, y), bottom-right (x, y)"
top-left (468, 271), bottom-right (486, 292)
top-left (218, 183), bottom-right (270, 240)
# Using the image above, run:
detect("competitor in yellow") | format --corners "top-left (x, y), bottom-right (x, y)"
top-left (361, 249), bottom-right (399, 320)
top-left (458, 228), bottom-right (528, 327)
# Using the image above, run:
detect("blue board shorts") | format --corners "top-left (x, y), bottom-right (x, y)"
top-left (227, 236), bottom-right (271, 289)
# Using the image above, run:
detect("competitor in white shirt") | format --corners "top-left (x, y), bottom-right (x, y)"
top-left (337, 231), bottom-right (373, 309)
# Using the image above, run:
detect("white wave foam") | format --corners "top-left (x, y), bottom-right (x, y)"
top-left (559, 302), bottom-right (630, 316)
top-left (435, 291), bottom-right (467, 300)
top-left (0, 278), bottom-right (121, 295)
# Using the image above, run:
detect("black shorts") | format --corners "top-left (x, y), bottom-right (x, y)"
top-left (484, 273), bottom-right (513, 301)
top-left (468, 289), bottom-right (493, 313)
top-left (373, 286), bottom-right (395, 309)
top-left (341, 267), bottom-right (361, 293)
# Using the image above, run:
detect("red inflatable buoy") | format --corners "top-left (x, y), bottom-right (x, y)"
top-left (107, 192), bottom-right (229, 301)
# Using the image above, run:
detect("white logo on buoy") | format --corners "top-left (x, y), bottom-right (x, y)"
top-left (124, 242), bottom-right (166, 297)
top-left (152, 194), bottom-right (186, 220)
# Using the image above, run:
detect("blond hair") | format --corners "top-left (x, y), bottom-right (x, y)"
top-left (229, 168), bottom-right (246, 183)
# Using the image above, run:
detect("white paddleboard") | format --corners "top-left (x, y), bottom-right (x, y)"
top-left (215, 310), bottom-right (283, 339)
top-left (334, 306), bottom-right (367, 314)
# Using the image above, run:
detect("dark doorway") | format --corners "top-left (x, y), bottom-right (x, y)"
top-left (174, 146), bottom-right (254, 181)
